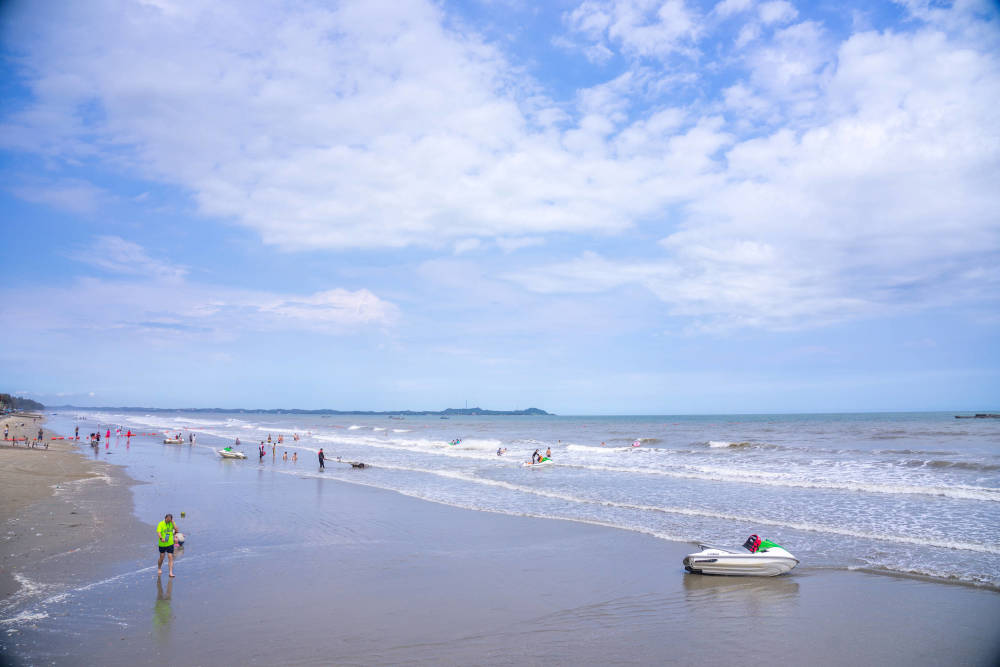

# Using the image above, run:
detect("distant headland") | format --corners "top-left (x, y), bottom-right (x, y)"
top-left (52, 405), bottom-right (552, 416)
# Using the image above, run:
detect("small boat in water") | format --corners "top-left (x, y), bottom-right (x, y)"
top-left (218, 448), bottom-right (246, 459)
top-left (163, 438), bottom-right (184, 444)
top-left (683, 535), bottom-right (798, 576)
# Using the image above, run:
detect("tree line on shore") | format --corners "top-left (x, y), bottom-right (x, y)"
top-left (0, 393), bottom-right (45, 412)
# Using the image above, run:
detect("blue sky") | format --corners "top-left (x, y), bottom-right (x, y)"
top-left (1, 0), bottom-right (998, 413)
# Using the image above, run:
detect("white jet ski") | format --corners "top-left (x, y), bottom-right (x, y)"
top-left (683, 535), bottom-right (798, 577)
top-left (163, 438), bottom-right (184, 444)
top-left (521, 459), bottom-right (553, 467)
top-left (218, 448), bottom-right (246, 459)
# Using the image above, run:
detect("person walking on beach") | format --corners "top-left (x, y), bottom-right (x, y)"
top-left (75, 425), bottom-right (79, 440)
top-left (4, 424), bottom-right (9, 440)
top-left (156, 513), bottom-right (177, 577)
top-left (318, 448), bottom-right (325, 470)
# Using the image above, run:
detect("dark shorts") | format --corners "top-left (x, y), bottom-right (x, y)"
top-left (158, 545), bottom-right (174, 554)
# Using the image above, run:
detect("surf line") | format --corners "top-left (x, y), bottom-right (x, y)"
top-left (369, 463), bottom-right (1000, 556)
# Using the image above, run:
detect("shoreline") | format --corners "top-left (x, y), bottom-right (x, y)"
top-left (3, 412), bottom-right (996, 596)
top-left (1, 416), bottom-right (998, 664)
top-left (0, 414), bottom-right (148, 604)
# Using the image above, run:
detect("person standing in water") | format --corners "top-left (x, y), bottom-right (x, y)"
top-left (156, 513), bottom-right (177, 577)
top-left (545, 447), bottom-right (552, 459)
top-left (318, 448), bottom-right (325, 470)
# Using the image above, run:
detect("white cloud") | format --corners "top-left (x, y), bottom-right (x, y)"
top-left (4, 236), bottom-right (398, 338)
top-left (8, 179), bottom-right (109, 214)
top-left (714, 0), bottom-right (755, 18)
top-left (2, 0), bottom-right (998, 334)
top-left (495, 236), bottom-right (545, 253)
top-left (758, 1), bottom-right (797, 25)
top-left (258, 288), bottom-right (395, 327)
top-left (80, 235), bottom-right (188, 282)
top-left (565, 0), bottom-right (702, 61)
top-left (453, 238), bottom-right (483, 254)
top-left (506, 12), bottom-right (1000, 331)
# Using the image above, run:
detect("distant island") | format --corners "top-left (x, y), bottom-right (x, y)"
top-left (52, 405), bottom-right (551, 416)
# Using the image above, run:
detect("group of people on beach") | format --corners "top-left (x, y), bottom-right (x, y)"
top-left (257, 440), bottom-right (298, 463)
top-left (1, 422), bottom-right (48, 448)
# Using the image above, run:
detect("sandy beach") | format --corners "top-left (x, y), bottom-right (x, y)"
top-left (1, 414), bottom-right (998, 666)
top-left (0, 415), bottom-right (148, 604)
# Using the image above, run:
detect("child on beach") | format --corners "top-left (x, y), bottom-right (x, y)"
top-left (283, 451), bottom-right (288, 461)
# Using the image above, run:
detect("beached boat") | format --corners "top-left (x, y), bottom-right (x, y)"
top-left (218, 448), bottom-right (246, 459)
top-left (683, 535), bottom-right (798, 576)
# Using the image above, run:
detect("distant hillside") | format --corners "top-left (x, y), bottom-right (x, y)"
top-left (0, 393), bottom-right (45, 411)
top-left (53, 405), bottom-right (551, 416)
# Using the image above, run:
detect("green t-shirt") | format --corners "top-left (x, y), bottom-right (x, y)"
top-left (157, 520), bottom-right (175, 547)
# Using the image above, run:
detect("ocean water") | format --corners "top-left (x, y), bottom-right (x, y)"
top-left (59, 409), bottom-right (1000, 589)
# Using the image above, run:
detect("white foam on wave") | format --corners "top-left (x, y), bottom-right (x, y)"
top-left (567, 444), bottom-right (630, 454)
top-left (285, 467), bottom-right (690, 545)
top-left (0, 610), bottom-right (49, 625)
top-left (348, 425), bottom-right (363, 430)
top-left (366, 463), bottom-right (1000, 556)
top-left (559, 459), bottom-right (1000, 502)
top-left (309, 432), bottom-right (508, 460)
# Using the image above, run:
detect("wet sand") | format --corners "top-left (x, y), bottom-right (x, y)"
top-left (0, 415), bottom-right (148, 603)
top-left (1, 423), bottom-right (999, 665)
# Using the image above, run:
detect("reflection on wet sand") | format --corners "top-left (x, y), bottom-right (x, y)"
top-left (683, 573), bottom-right (800, 615)
top-left (154, 576), bottom-right (174, 643)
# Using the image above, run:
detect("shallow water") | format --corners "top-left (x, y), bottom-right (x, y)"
top-left (57, 410), bottom-right (1000, 587)
top-left (3, 410), bottom-right (1000, 665)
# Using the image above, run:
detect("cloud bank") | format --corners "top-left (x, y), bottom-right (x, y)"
top-left (2, 0), bottom-right (998, 331)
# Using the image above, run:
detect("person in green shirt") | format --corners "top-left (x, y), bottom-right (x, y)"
top-left (156, 513), bottom-right (177, 577)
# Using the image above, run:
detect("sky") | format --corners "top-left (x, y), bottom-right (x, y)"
top-left (0, 0), bottom-right (998, 414)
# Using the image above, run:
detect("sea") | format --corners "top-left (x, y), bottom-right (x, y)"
top-left (55, 409), bottom-right (1000, 589)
